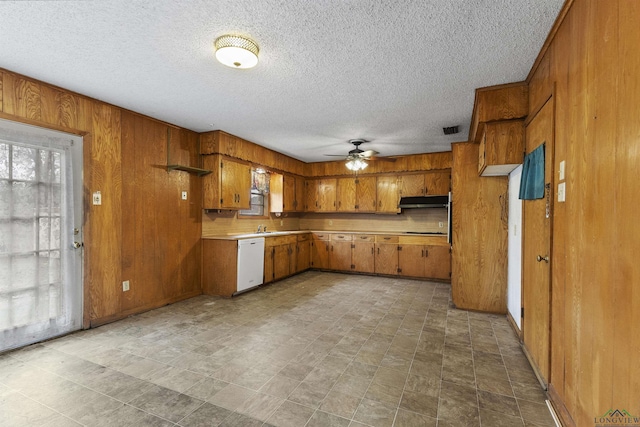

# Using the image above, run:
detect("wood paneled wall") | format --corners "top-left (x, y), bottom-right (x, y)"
top-left (451, 142), bottom-right (508, 314)
top-left (0, 69), bottom-right (202, 327)
top-left (527, 0), bottom-right (640, 425)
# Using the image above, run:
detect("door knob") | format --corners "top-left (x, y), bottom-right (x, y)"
top-left (536, 255), bottom-right (549, 263)
top-left (73, 241), bottom-right (83, 249)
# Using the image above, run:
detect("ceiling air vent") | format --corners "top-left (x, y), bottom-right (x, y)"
top-left (443, 126), bottom-right (460, 135)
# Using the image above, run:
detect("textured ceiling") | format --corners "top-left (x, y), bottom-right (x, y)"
top-left (0, 0), bottom-right (563, 162)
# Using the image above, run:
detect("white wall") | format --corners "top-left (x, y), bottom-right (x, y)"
top-left (507, 165), bottom-right (523, 330)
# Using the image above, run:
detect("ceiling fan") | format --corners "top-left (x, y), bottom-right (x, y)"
top-left (324, 139), bottom-right (396, 171)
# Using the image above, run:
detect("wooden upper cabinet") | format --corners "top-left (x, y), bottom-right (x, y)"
top-left (376, 175), bottom-right (400, 213)
top-left (469, 82), bottom-right (528, 143)
top-left (305, 179), bottom-right (316, 211)
top-left (294, 176), bottom-right (306, 212)
top-left (318, 179), bottom-right (337, 211)
top-left (478, 119), bottom-right (525, 176)
top-left (356, 176), bottom-right (377, 212)
top-left (202, 154), bottom-right (251, 210)
top-left (336, 177), bottom-right (357, 212)
top-left (424, 170), bottom-right (451, 194)
top-left (400, 171), bottom-right (451, 196)
top-left (282, 173), bottom-right (296, 212)
top-left (400, 174), bottom-right (425, 197)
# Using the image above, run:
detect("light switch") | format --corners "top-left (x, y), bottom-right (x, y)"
top-left (181, 191), bottom-right (188, 200)
top-left (92, 191), bottom-right (102, 205)
top-left (559, 160), bottom-right (565, 181)
top-left (558, 182), bottom-right (566, 202)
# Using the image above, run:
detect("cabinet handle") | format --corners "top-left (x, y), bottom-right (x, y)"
top-left (338, 201), bottom-right (341, 207)
top-left (377, 247), bottom-right (380, 255)
top-left (379, 200), bottom-right (382, 207)
top-left (425, 249), bottom-right (428, 257)
top-left (371, 247), bottom-right (374, 254)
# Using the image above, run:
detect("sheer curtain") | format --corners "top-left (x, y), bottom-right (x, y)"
top-left (0, 122), bottom-right (81, 352)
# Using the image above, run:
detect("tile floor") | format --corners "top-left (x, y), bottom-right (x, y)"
top-left (0, 272), bottom-right (556, 427)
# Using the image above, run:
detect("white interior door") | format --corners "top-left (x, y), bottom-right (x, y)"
top-left (0, 119), bottom-right (83, 352)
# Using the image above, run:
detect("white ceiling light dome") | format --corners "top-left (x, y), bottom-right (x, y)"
top-left (214, 35), bottom-right (259, 69)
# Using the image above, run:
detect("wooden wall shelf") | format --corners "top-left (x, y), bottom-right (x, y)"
top-left (166, 164), bottom-right (211, 176)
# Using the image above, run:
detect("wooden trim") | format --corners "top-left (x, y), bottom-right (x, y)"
top-left (548, 383), bottom-right (576, 427)
top-left (522, 342), bottom-right (549, 390)
top-left (526, 0), bottom-right (575, 83)
top-left (0, 111), bottom-right (88, 136)
top-left (506, 311), bottom-right (523, 341)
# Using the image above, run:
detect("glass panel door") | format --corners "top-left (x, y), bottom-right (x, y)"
top-left (0, 119), bottom-right (83, 352)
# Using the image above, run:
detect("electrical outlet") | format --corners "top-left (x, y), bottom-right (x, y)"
top-left (181, 191), bottom-right (188, 200)
top-left (280, 220), bottom-right (284, 226)
top-left (329, 220), bottom-right (333, 226)
top-left (122, 280), bottom-right (130, 292)
top-left (439, 222), bottom-right (444, 228)
top-left (92, 191), bottom-right (102, 205)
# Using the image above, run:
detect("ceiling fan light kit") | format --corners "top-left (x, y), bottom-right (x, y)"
top-left (345, 158), bottom-right (368, 171)
top-left (214, 35), bottom-right (259, 69)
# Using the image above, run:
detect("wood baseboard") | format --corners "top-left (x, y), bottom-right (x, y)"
top-left (506, 310), bottom-right (522, 340)
top-left (547, 383), bottom-right (576, 427)
top-left (521, 342), bottom-right (548, 390)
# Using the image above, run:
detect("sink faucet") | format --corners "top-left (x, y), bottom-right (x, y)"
top-left (263, 226), bottom-right (267, 233)
top-left (257, 225), bottom-right (262, 233)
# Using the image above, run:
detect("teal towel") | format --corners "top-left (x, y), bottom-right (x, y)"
top-left (519, 143), bottom-right (545, 200)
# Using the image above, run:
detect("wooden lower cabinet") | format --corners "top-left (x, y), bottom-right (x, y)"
top-left (352, 240), bottom-right (375, 273)
top-left (264, 235), bottom-right (297, 284)
top-left (375, 240), bottom-right (399, 275)
top-left (311, 234), bottom-right (330, 269)
top-left (295, 235), bottom-right (310, 273)
top-left (398, 244), bottom-right (451, 280)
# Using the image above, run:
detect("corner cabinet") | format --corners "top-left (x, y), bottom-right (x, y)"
top-left (202, 155), bottom-right (252, 210)
top-left (478, 120), bottom-right (525, 176)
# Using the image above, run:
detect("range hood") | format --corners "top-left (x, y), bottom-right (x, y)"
top-left (398, 195), bottom-right (449, 209)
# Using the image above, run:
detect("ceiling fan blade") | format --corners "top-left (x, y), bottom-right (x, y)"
top-left (324, 154), bottom-right (348, 157)
top-left (360, 150), bottom-right (379, 158)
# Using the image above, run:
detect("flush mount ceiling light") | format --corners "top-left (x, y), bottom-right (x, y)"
top-left (345, 158), bottom-right (368, 171)
top-left (214, 35), bottom-right (259, 69)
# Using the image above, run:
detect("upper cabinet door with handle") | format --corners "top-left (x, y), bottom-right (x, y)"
top-left (202, 154), bottom-right (251, 210)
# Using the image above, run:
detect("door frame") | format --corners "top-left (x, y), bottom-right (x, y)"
top-left (0, 114), bottom-right (91, 330)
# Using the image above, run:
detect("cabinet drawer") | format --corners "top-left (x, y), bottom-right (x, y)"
top-left (331, 234), bottom-right (353, 242)
top-left (353, 234), bottom-right (375, 242)
top-left (297, 233), bottom-right (311, 242)
top-left (265, 235), bottom-right (296, 247)
top-left (313, 233), bottom-right (330, 241)
top-left (376, 235), bottom-right (399, 243)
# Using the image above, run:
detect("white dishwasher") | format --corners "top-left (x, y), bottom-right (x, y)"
top-left (236, 237), bottom-right (265, 293)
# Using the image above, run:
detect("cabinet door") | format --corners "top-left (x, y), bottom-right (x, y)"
top-left (317, 179), bottom-right (337, 211)
top-left (424, 245), bottom-right (451, 280)
top-left (221, 158), bottom-right (251, 209)
top-left (376, 175), bottom-right (400, 213)
top-left (305, 179), bottom-right (317, 211)
top-left (283, 174), bottom-right (296, 212)
top-left (400, 174), bottom-right (425, 196)
top-left (375, 243), bottom-right (398, 275)
top-left (425, 170), bottom-right (451, 195)
top-left (311, 240), bottom-right (330, 269)
top-left (336, 177), bottom-right (357, 212)
top-left (398, 245), bottom-right (425, 277)
top-left (273, 244), bottom-right (291, 280)
top-left (202, 154), bottom-right (221, 209)
top-left (356, 176), bottom-right (377, 212)
top-left (296, 240), bottom-right (310, 272)
top-left (330, 240), bottom-right (352, 271)
top-left (264, 247), bottom-right (274, 284)
top-left (352, 242), bottom-right (375, 273)
top-left (294, 175), bottom-right (306, 212)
